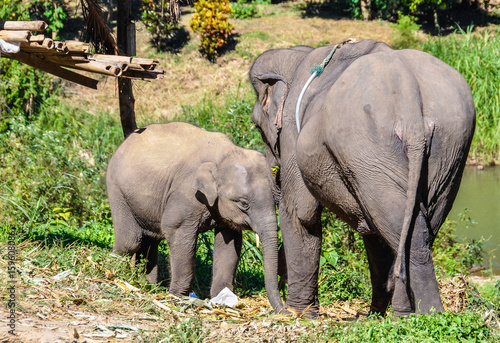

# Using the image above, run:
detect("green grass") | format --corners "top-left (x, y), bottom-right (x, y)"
top-left (304, 311), bottom-right (494, 342)
top-left (422, 27), bottom-right (500, 164)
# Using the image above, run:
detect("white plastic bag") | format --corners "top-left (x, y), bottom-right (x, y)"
top-left (0, 39), bottom-right (20, 53)
top-left (209, 287), bottom-right (238, 307)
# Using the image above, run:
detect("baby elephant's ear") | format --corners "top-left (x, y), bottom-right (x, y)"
top-left (195, 162), bottom-right (218, 207)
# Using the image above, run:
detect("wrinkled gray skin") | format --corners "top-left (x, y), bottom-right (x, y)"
top-left (250, 40), bottom-right (475, 318)
top-left (107, 122), bottom-right (283, 312)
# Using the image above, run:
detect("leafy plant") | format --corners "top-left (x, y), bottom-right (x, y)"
top-left (28, 0), bottom-right (68, 40)
top-left (0, 2), bottom-right (61, 129)
top-left (141, 0), bottom-right (182, 51)
top-left (190, 0), bottom-right (234, 62)
top-left (391, 14), bottom-right (421, 49)
top-left (231, 0), bottom-right (259, 19)
top-left (318, 210), bottom-right (371, 303)
top-left (307, 311), bottom-right (494, 342)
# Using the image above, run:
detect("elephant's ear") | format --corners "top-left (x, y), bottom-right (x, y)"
top-left (254, 73), bottom-right (289, 130)
top-left (195, 162), bottom-right (218, 208)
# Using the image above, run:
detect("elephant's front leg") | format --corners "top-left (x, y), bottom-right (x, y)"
top-left (166, 226), bottom-right (198, 297)
top-left (211, 227), bottom-right (242, 298)
top-left (280, 203), bottom-right (322, 318)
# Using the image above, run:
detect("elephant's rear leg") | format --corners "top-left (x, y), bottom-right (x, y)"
top-left (136, 235), bottom-right (160, 284)
top-left (391, 211), bottom-right (443, 316)
top-left (362, 232), bottom-right (394, 316)
top-left (407, 212), bottom-right (443, 314)
top-left (109, 184), bottom-right (143, 256)
top-left (109, 185), bottom-right (160, 284)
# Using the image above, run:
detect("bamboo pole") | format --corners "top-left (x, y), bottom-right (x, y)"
top-left (65, 41), bottom-right (90, 53)
top-left (0, 30), bottom-right (30, 42)
top-left (55, 59), bottom-right (123, 77)
top-left (2, 51), bottom-right (99, 89)
top-left (0, 21), bottom-right (47, 32)
top-left (29, 34), bottom-right (45, 43)
top-left (89, 54), bottom-right (159, 70)
top-left (122, 68), bottom-right (164, 80)
top-left (20, 38), bottom-right (54, 51)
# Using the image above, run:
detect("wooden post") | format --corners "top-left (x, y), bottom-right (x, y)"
top-left (117, 0), bottom-right (137, 139)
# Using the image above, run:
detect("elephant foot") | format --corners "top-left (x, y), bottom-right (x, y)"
top-left (282, 302), bottom-right (319, 319)
top-left (369, 305), bottom-right (387, 317)
top-left (394, 310), bottom-right (412, 317)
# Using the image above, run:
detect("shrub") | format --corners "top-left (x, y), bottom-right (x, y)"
top-left (231, 0), bottom-right (259, 19)
top-left (190, 0), bottom-right (234, 62)
top-left (140, 0), bottom-right (182, 51)
top-left (28, 0), bottom-right (68, 40)
top-left (391, 14), bottom-right (421, 49)
top-left (318, 210), bottom-right (371, 303)
top-left (0, 101), bottom-right (122, 231)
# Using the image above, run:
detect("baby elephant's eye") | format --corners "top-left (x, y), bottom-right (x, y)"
top-left (238, 198), bottom-right (250, 211)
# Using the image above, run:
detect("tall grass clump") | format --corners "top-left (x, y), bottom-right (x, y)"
top-left (423, 28), bottom-right (500, 163)
top-left (0, 100), bottom-right (122, 246)
top-left (178, 88), bottom-right (264, 151)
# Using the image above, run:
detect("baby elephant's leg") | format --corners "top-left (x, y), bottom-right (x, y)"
top-left (211, 227), bottom-right (242, 298)
top-left (136, 236), bottom-right (160, 284)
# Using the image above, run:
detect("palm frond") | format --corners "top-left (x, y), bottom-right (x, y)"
top-left (80, 0), bottom-right (120, 55)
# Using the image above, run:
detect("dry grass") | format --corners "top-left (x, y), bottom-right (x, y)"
top-left (3, 239), bottom-right (497, 343)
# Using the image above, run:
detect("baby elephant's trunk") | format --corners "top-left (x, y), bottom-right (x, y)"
top-left (254, 219), bottom-right (284, 313)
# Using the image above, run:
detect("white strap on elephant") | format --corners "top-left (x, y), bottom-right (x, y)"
top-left (295, 38), bottom-right (356, 133)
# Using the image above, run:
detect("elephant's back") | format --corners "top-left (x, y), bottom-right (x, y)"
top-left (107, 122), bottom-right (233, 183)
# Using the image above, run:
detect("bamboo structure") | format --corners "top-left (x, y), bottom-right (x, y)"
top-left (0, 21), bottom-right (164, 89)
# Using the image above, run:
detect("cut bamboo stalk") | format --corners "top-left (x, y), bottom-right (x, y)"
top-left (0, 21), bottom-right (47, 32)
top-left (121, 68), bottom-right (164, 80)
top-left (56, 59), bottom-right (123, 77)
top-left (2, 51), bottom-right (99, 89)
top-left (65, 41), bottom-right (90, 53)
top-left (89, 54), bottom-right (159, 70)
top-left (29, 34), bottom-right (45, 43)
top-left (54, 41), bottom-right (68, 54)
top-left (0, 30), bottom-right (30, 42)
top-left (20, 38), bottom-right (54, 51)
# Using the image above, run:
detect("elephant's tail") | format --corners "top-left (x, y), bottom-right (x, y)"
top-left (392, 118), bottom-right (427, 284)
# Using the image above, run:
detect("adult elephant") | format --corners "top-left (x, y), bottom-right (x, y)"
top-left (107, 122), bottom-right (283, 312)
top-left (250, 39), bottom-right (475, 317)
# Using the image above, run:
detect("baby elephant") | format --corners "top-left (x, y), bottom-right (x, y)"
top-left (107, 122), bottom-right (282, 312)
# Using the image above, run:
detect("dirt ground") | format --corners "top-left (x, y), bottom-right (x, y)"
top-left (1, 267), bottom-right (498, 343)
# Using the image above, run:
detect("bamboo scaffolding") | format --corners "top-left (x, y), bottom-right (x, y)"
top-left (2, 51), bottom-right (99, 89)
top-left (0, 20), bottom-right (164, 88)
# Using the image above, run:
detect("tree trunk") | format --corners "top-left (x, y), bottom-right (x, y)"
top-left (361, 0), bottom-right (372, 21)
top-left (117, 1), bottom-right (137, 139)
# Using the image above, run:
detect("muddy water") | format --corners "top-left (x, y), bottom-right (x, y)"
top-left (448, 166), bottom-right (500, 275)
